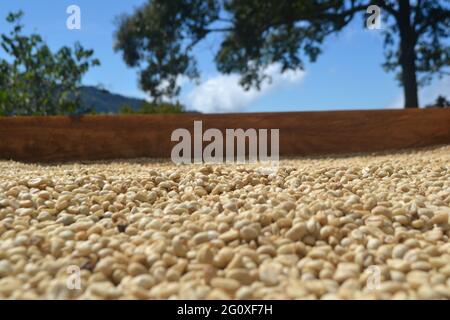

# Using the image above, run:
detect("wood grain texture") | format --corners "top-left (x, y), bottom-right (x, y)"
top-left (0, 109), bottom-right (449, 162)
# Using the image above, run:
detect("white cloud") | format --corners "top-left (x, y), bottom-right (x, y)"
top-left (186, 63), bottom-right (305, 113)
top-left (386, 95), bottom-right (404, 109)
top-left (386, 76), bottom-right (450, 109)
top-left (157, 75), bottom-right (190, 96)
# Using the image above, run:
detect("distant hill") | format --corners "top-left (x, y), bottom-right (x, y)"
top-left (79, 86), bottom-right (145, 113)
top-left (79, 85), bottom-right (199, 114)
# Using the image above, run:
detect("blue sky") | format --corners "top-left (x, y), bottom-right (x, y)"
top-left (0, 1), bottom-right (448, 112)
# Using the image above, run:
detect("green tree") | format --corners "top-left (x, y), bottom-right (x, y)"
top-left (114, 0), bottom-right (450, 108)
top-left (0, 11), bottom-right (100, 116)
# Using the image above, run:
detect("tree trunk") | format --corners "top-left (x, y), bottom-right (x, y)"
top-left (398, 0), bottom-right (419, 108)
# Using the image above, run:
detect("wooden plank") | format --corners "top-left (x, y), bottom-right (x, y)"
top-left (0, 109), bottom-right (449, 162)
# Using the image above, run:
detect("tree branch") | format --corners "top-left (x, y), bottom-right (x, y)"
top-left (204, 27), bottom-right (234, 32)
top-left (378, 1), bottom-right (400, 20)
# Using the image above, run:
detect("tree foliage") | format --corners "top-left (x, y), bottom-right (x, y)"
top-left (426, 95), bottom-right (450, 108)
top-left (0, 11), bottom-right (100, 116)
top-left (119, 101), bottom-right (185, 114)
top-left (114, 0), bottom-right (450, 108)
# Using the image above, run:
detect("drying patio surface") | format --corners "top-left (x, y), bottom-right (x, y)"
top-left (0, 145), bottom-right (449, 299)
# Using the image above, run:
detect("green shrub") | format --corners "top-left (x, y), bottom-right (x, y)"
top-left (426, 96), bottom-right (450, 108)
top-left (139, 101), bottom-right (184, 114)
top-left (119, 104), bottom-right (136, 114)
top-left (118, 101), bottom-right (185, 114)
